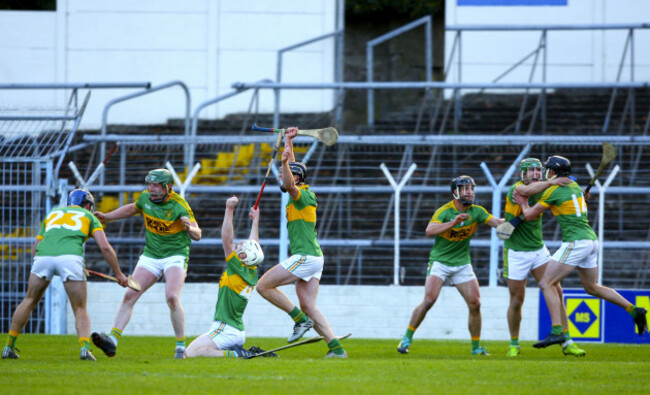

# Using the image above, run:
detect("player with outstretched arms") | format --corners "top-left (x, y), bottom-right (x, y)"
top-left (92, 168), bottom-right (202, 359)
top-left (503, 158), bottom-right (585, 357)
top-left (397, 176), bottom-right (504, 356)
top-left (184, 196), bottom-right (275, 359)
top-left (2, 189), bottom-right (128, 361)
top-left (514, 155), bottom-right (648, 348)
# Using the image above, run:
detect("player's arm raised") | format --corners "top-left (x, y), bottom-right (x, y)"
top-left (221, 196), bottom-right (238, 257)
top-left (283, 127), bottom-right (298, 162)
top-left (248, 205), bottom-right (260, 242)
top-left (426, 213), bottom-right (469, 237)
top-left (281, 150), bottom-right (300, 199)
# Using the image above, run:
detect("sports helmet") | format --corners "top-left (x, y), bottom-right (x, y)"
top-left (236, 239), bottom-right (264, 266)
top-left (544, 156), bottom-right (571, 180)
top-left (145, 168), bottom-right (173, 203)
top-left (68, 189), bottom-right (95, 212)
top-left (289, 162), bottom-right (307, 184)
top-left (519, 158), bottom-right (543, 184)
top-left (450, 175), bottom-right (476, 206)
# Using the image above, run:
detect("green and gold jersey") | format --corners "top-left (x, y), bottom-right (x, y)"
top-left (213, 251), bottom-right (258, 330)
top-left (286, 185), bottom-right (322, 257)
top-left (428, 201), bottom-right (493, 267)
top-left (135, 191), bottom-right (195, 259)
top-left (538, 181), bottom-right (597, 242)
top-left (35, 205), bottom-right (103, 257)
top-left (504, 181), bottom-right (544, 251)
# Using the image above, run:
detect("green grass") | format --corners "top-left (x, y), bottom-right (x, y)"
top-left (1, 335), bottom-right (648, 394)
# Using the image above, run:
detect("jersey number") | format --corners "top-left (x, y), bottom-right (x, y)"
top-left (45, 210), bottom-right (86, 232)
top-left (570, 194), bottom-right (587, 217)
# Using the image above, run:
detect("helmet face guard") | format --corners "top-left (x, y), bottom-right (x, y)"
top-left (519, 158), bottom-right (543, 184)
top-left (280, 162), bottom-right (307, 193)
top-left (451, 175), bottom-right (476, 206)
top-left (68, 189), bottom-right (96, 212)
top-left (544, 156), bottom-right (571, 180)
top-left (235, 239), bottom-right (264, 266)
top-left (145, 169), bottom-right (174, 203)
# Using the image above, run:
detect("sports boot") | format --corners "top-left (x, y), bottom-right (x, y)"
top-left (92, 332), bottom-right (117, 357)
top-left (1, 346), bottom-right (19, 359)
top-left (533, 333), bottom-right (565, 348)
top-left (287, 318), bottom-right (314, 343)
top-left (397, 336), bottom-right (411, 354)
top-left (562, 343), bottom-right (586, 357)
top-left (506, 346), bottom-right (520, 357)
top-left (325, 350), bottom-right (348, 358)
top-left (80, 349), bottom-right (97, 361)
top-left (174, 346), bottom-right (186, 359)
top-left (634, 307), bottom-right (648, 335)
top-left (232, 344), bottom-right (255, 359)
top-left (471, 347), bottom-right (490, 356)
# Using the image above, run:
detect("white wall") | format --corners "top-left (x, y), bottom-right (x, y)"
top-left (70, 283), bottom-right (540, 342)
top-left (445, 0), bottom-right (650, 84)
top-left (0, 0), bottom-right (336, 128)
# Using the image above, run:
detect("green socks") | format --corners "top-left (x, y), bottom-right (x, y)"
top-left (110, 328), bottom-right (122, 345)
top-left (289, 307), bottom-right (309, 324)
top-left (176, 337), bottom-right (186, 348)
top-left (551, 325), bottom-right (562, 335)
top-left (79, 337), bottom-right (90, 351)
top-left (327, 339), bottom-right (345, 355)
top-left (471, 339), bottom-right (480, 351)
top-left (405, 327), bottom-right (415, 341)
top-left (627, 304), bottom-right (637, 318)
top-left (510, 338), bottom-right (519, 347)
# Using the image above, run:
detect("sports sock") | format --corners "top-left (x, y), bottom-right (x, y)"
top-left (110, 328), bottom-right (122, 345)
top-left (510, 337), bottom-right (519, 347)
top-left (471, 337), bottom-right (480, 351)
top-left (176, 336), bottom-right (186, 348)
top-left (327, 339), bottom-right (345, 355)
top-left (405, 326), bottom-right (416, 341)
top-left (551, 325), bottom-right (562, 335)
top-left (626, 304), bottom-right (637, 318)
top-left (6, 330), bottom-right (19, 349)
top-left (224, 350), bottom-right (238, 358)
top-left (562, 330), bottom-right (573, 347)
top-left (289, 307), bottom-right (309, 323)
top-left (79, 337), bottom-right (90, 351)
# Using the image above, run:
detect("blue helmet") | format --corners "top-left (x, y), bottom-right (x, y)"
top-left (68, 189), bottom-right (95, 212)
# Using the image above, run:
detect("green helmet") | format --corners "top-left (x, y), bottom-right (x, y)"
top-left (519, 158), bottom-right (542, 184)
top-left (145, 168), bottom-right (173, 203)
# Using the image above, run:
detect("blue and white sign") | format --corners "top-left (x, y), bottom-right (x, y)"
top-left (538, 289), bottom-right (650, 344)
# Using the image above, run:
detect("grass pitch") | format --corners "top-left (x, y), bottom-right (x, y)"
top-left (1, 335), bottom-right (648, 394)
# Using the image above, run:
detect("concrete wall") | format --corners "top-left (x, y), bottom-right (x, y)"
top-left (0, 0), bottom-right (336, 128)
top-left (69, 283), bottom-right (540, 341)
top-left (445, 0), bottom-right (650, 84)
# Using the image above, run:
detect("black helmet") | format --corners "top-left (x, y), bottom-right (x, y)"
top-left (544, 156), bottom-right (571, 179)
top-left (450, 175), bottom-right (476, 206)
top-left (68, 189), bottom-right (95, 212)
top-left (288, 162), bottom-right (307, 184)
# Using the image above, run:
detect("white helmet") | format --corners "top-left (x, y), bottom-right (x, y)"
top-left (236, 239), bottom-right (264, 266)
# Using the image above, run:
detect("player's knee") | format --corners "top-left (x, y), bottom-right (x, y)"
top-left (582, 282), bottom-right (599, 296)
top-left (467, 297), bottom-right (481, 311)
top-left (509, 296), bottom-right (524, 310)
top-left (165, 293), bottom-right (181, 309)
top-left (422, 297), bottom-right (437, 309)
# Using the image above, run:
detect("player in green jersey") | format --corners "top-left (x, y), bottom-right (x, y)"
top-left (92, 168), bottom-right (202, 359)
top-left (256, 127), bottom-right (347, 358)
top-left (503, 158), bottom-right (585, 357)
top-left (185, 196), bottom-right (274, 358)
top-left (515, 155), bottom-right (648, 348)
top-left (2, 189), bottom-right (128, 361)
top-left (397, 175), bottom-right (504, 356)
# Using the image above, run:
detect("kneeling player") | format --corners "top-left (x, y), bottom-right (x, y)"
top-left (185, 196), bottom-right (274, 358)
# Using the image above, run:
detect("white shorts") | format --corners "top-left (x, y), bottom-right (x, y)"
top-left (280, 254), bottom-right (324, 282)
top-left (204, 320), bottom-right (246, 350)
top-left (427, 261), bottom-right (476, 285)
top-left (31, 255), bottom-right (85, 282)
top-left (504, 246), bottom-right (551, 281)
top-left (136, 255), bottom-right (188, 278)
top-left (552, 239), bottom-right (598, 269)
